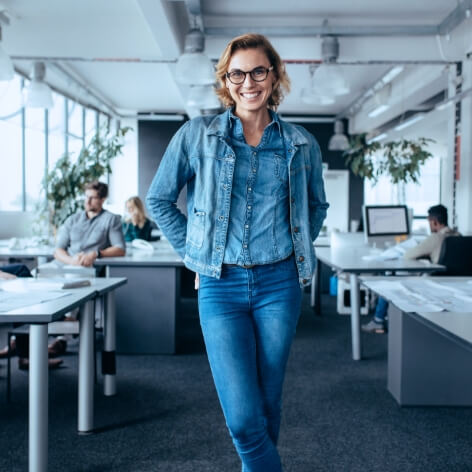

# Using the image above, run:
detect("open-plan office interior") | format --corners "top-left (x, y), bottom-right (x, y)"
top-left (0, 1), bottom-right (472, 471)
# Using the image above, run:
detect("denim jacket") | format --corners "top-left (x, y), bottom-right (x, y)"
top-left (146, 110), bottom-right (329, 287)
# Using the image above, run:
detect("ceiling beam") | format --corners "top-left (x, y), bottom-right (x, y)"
top-left (205, 25), bottom-right (440, 38)
top-left (438, 0), bottom-right (472, 35)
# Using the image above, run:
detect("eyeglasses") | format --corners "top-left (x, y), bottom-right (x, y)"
top-left (226, 66), bottom-right (274, 85)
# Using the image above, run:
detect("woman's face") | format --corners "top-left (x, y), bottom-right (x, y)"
top-left (126, 201), bottom-right (137, 218)
top-left (225, 47), bottom-right (274, 116)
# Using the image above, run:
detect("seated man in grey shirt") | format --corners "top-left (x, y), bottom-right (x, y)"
top-left (55, 180), bottom-right (126, 265)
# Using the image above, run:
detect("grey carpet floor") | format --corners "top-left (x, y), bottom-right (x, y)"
top-left (0, 293), bottom-right (471, 472)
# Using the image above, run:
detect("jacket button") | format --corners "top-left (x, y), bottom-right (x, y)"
top-left (302, 279), bottom-right (308, 284)
top-left (291, 197), bottom-right (295, 203)
top-left (293, 227), bottom-right (299, 233)
top-left (298, 256), bottom-right (305, 262)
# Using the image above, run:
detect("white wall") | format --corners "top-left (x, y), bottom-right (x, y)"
top-left (105, 118), bottom-right (139, 217)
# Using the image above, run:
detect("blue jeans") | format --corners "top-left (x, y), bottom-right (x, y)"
top-left (198, 256), bottom-right (302, 472)
top-left (374, 297), bottom-right (388, 322)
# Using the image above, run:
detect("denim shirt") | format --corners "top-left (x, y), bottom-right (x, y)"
top-left (224, 110), bottom-right (293, 265)
top-left (146, 109), bottom-right (329, 287)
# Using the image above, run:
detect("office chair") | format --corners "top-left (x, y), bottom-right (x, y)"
top-left (436, 236), bottom-right (472, 276)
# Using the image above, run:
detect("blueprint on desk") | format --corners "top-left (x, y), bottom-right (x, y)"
top-left (363, 279), bottom-right (472, 313)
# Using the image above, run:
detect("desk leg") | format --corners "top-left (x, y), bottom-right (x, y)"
top-left (29, 324), bottom-right (48, 472)
top-left (103, 291), bottom-right (116, 396)
top-left (349, 273), bottom-right (362, 361)
top-left (78, 300), bottom-right (94, 433)
top-left (311, 260), bottom-right (322, 315)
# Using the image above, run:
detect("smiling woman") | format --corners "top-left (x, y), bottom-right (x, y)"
top-left (146, 33), bottom-right (329, 472)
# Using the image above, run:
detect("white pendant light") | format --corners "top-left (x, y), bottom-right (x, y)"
top-left (24, 62), bottom-right (53, 109)
top-left (300, 87), bottom-right (335, 106)
top-left (186, 84), bottom-right (220, 109)
top-left (314, 64), bottom-right (350, 97)
top-left (0, 25), bottom-right (14, 82)
top-left (176, 29), bottom-right (214, 85)
top-left (328, 120), bottom-right (350, 151)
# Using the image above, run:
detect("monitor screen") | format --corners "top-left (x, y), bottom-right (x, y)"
top-left (364, 205), bottom-right (410, 236)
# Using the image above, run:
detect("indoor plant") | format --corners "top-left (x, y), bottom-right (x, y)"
top-left (344, 133), bottom-right (434, 185)
top-left (40, 125), bottom-right (131, 234)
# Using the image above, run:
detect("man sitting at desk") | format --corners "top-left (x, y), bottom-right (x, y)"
top-left (362, 204), bottom-right (459, 334)
top-left (55, 180), bottom-right (126, 266)
top-left (3, 181), bottom-right (126, 369)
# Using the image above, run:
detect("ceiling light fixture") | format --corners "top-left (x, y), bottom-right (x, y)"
top-left (300, 87), bottom-right (335, 106)
top-left (368, 104), bottom-right (390, 118)
top-left (394, 114), bottom-right (424, 131)
top-left (382, 66), bottom-right (404, 84)
top-left (314, 64), bottom-right (350, 96)
top-left (0, 25), bottom-right (14, 81)
top-left (186, 84), bottom-right (220, 110)
top-left (23, 62), bottom-right (53, 109)
top-left (175, 28), bottom-right (214, 85)
top-left (366, 132), bottom-right (388, 144)
top-left (328, 120), bottom-right (350, 151)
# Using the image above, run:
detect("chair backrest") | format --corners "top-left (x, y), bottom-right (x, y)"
top-left (437, 236), bottom-right (472, 276)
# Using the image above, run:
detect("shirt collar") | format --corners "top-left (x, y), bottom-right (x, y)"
top-left (227, 108), bottom-right (282, 137)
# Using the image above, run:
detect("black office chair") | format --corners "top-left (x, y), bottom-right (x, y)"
top-left (436, 235), bottom-right (472, 276)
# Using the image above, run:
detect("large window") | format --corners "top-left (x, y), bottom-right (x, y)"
top-left (48, 92), bottom-right (66, 169)
top-left (67, 99), bottom-right (84, 160)
top-left (364, 152), bottom-right (441, 232)
top-left (0, 72), bottom-right (108, 212)
top-left (25, 107), bottom-right (46, 211)
top-left (0, 76), bottom-right (24, 210)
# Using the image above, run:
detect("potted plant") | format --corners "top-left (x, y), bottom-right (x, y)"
top-left (38, 125), bottom-right (131, 237)
top-left (344, 133), bottom-right (434, 185)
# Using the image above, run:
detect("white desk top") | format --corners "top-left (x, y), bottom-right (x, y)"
top-left (96, 240), bottom-right (183, 266)
top-left (0, 277), bottom-right (126, 323)
top-left (316, 246), bottom-right (444, 274)
top-left (361, 276), bottom-right (472, 344)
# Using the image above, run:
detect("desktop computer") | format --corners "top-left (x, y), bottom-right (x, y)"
top-left (363, 204), bottom-right (411, 248)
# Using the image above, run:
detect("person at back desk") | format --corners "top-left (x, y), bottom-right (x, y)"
top-left (54, 180), bottom-right (126, 266)
top-left (362, 204), bottom-right (460, 334)
top-left (122, 196), bottom-right (155, 242)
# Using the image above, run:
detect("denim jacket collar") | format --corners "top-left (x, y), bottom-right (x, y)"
top-left (206, 108), bottom-right (308, 146)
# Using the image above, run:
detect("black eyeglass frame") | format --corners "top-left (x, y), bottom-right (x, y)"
top-left (225, 66), bottom-right (274, 84)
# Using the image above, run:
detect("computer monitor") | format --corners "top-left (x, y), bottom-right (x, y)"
top-left (363, 205), bottom-right (410, 247)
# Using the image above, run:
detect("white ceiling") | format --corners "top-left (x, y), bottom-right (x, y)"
top-left (0, 0), bottom-right (471, 130)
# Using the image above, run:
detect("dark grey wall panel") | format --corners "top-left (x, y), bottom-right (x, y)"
top-left (138, 119), bottom-right (364, 224)
top-left (138, 120), bottom-right (186, 212)
top-left (296, 121), bottom-right (364, 224)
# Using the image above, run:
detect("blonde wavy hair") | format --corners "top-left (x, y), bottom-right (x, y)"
top-left (215, 33), bottom-right (291, 111)
top-left (125, 196), bottom-right (147, 227)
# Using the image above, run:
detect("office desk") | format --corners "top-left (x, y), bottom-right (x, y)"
top-left (0, 242), bottom-right (55, 265)
top-left (315, 246), bottom-right (444, 360)
top-left (0, 277), bottom-right (126, 472)
top-left (95, 244), bottom-right (185, 354)
top-left (361, 277), bottom-right (472, 406)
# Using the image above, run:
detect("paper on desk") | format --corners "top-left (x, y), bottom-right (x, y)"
top-left (0, 290), bottom-right (69, 312)
top-left (0, 278), bottom-right (65, 292)
top-left (0, 277), bottom-right (91, 292)
top-left (363, 279), bottom-right (472, 313)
